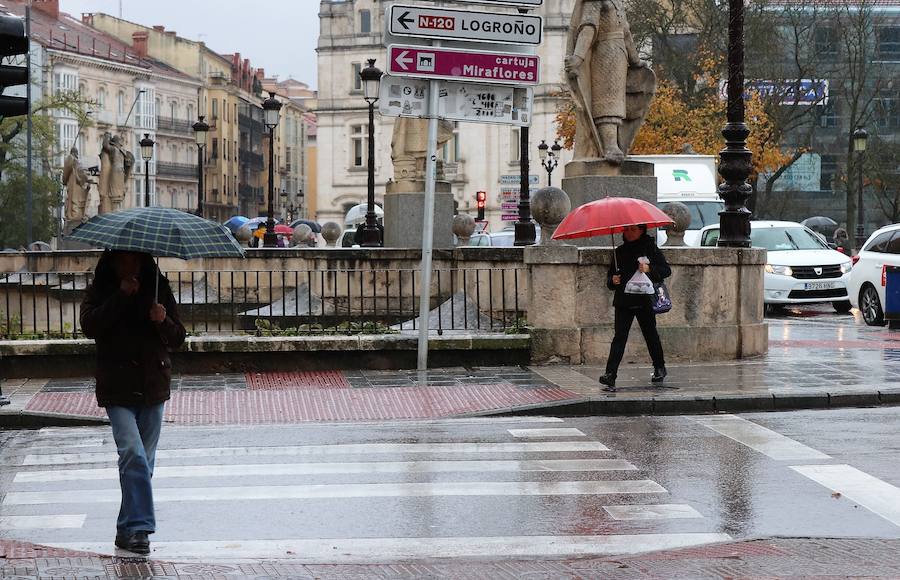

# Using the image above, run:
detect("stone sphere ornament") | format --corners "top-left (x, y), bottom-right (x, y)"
top-left (661, 201), bottom-right (691, 246)
top-left (292, 224), bottom-right (313, 247)
top-left (452, 213), bottom-right (476, 246)
top-left (531, 186), bottom-right (572, 245)
top-left (235, 225), bottom-right (252, 244)
top-left (321, 222), bottom-right (342, 247)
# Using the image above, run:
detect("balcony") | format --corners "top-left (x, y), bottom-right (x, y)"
top-left (238, 183), bottom-right (264, 204)
top-left (240, 151), bottom-right (264, 170)
top-left (157, 116), bottom-right (193, 135)
top-left (157, 162), bottom-right (199, 181)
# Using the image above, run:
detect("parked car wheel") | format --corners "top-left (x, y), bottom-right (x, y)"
top-left (832, 300), bottom-right (852, 313)
top-left (859, 285), bottom-right (885, 326)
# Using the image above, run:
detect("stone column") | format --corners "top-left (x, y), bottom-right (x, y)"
top-left (524, 244), bottom-right (582, 364)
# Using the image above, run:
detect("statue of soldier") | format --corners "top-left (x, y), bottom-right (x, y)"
top-left (565, 0), bottom-right (656, 165)
top-left (390, 117), bottom-right (455, 182)
top-left (63, 147), bottom-right (91, 224)
top-left (98, 132), bottom-right (134, 214)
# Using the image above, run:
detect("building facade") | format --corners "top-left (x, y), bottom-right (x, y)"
top-left (316, 0), bottom-right (575, 230)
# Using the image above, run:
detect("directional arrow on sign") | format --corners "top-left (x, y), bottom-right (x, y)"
top-left (394, 50), bottom-right (414, 71)
top-left (397, 10), bottom-right (414, 30)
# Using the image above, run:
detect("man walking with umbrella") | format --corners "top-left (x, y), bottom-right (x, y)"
top-left (80, 251), bottom-right (185, 555)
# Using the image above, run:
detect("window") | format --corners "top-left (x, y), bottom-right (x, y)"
top-left (351, 124), bottom-right (367, 168)
top-left (211, 98), bottom-right (219, 119)
top-left (97, 87), bottom-right (106, 110)
top-left (820, 154), bottom-right (838, 191)
top-left (875, 90), bottom-right (900, 128)
top-left (818, 101), bottom-right (838, 128)
top-left (53, 69), bottom-right (78, 118)
top-left (815, 26), bottom-right (838, 57)
top-left (876, 27), bottom-right (900, 59)
top-left (868, 231), bottom-right (895, 253)
top-left (351, 62), bottom-right (362, 91)
top-left (169, 101), bottom-right (177, 119)
top-left (56, 120), bottom-right (78, 167)
top-left (117, 91), bottom-right (126, 115)
top-left (886, 233), bottom-right (900, 254)
top-left (441, 122), bottom-right (460, 163)
top-left (359, 9), bottom-right (371, 33)
top-left (510, 128), bottom-right (521, 163)
top-left (135, 88), bottom-right (156, 130)
top-left (186, 103), bottom-right (194, 121)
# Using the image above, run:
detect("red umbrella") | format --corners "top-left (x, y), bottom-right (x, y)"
top-left (253, 224), bottom-right (294, 238)
top-left (552, 197), bottom-right (674, 271)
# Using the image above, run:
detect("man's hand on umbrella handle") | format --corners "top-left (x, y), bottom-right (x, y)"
top-left (611, 274), bottom-right (621, 285)
top-left (149, 303), bottom-right (167, 324)
top-left (120, 276), bottom-right (139, 296)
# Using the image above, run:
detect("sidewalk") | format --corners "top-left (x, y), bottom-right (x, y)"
top-left (3, 312), bottom-right (900, 427)
top-left (3, 537), bottom-right (900, 578)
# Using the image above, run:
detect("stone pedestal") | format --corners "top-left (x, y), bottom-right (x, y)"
top-left (561, 159), bottom-right (658, 246)
top-left (384, 179), bottom-right (454, 249)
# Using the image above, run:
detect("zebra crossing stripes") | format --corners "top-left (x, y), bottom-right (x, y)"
top-left (0, 515), bottom-right (86, 529)
top-left (22, 440), bottom-right (611, 465)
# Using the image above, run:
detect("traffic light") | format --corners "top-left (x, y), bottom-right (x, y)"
top-left (0, 13), bottom-right (28, 118)
top-left (476, 190), bottom-right (486, 221)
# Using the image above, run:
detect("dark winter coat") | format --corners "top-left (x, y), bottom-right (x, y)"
top-left (80, 251), bottom-right (186, 408)
top-left (606, 233), bottom-right (672, 309)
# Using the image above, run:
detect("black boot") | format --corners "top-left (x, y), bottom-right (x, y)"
top-left (598, 373), bottom-right (617, 392)
top-left (651, 367), bottom-right (667, 383)
top-left (115, 531), bottom-right (150, 555)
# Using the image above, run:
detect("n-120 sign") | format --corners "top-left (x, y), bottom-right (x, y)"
top-left (389, 5), bottom-right (542, 46)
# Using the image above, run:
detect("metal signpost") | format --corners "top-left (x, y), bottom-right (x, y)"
top-left (389, 5), bottom-right (542, 45)
top-left (379, 75), bottom-right (534, 126)
top-left (378, 3), bottom-right (542, 370)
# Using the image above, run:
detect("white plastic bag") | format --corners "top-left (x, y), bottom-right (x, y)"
top-left (624, 256), bottom-right (655, 295)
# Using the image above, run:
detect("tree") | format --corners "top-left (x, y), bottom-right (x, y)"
top-left (0, 91), bottom-right (94, 246)
top-left (867, 138), bottom-right (900, 226)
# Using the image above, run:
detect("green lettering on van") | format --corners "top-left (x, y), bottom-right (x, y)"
top-left (673, 169), bottom-right (691, 182)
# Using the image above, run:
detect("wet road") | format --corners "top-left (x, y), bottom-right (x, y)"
top-left (1, 407), bottom-right (898, 563)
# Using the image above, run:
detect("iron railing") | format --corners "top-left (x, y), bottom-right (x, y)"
top-left (157, 162), bottom-right (199, 180)
top-left (0, 267), bottom-right (526, 339)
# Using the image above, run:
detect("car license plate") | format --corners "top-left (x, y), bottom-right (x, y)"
top-left (804, 281), bottom-right (837, 290)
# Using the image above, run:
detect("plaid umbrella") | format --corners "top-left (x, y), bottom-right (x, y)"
top-left (67, 207), bottom-right (245, 259)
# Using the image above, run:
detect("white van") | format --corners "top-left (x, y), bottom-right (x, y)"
top-left (629, 154), bottom-right (725, 246)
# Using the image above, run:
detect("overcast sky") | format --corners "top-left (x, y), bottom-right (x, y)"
top-left (60, 0), bottom-right (319, 89)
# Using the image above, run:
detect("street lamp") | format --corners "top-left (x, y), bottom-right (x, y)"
top-left (139, 133), bottom-right (154, 207)
top-left (538, 139), bottom-right (562, 187)
top-left (514, 127), bottom-right (536, 246)
top-left (192, 115), bottom-right (209, 217)
top-left (359, 58), bottom-right (382, 247)
top-left (853, 127), bottom-right (868, 251)
top-left (262, 91), bottom-right (283, 248)
top-left (280, 189), bottom-right (288, 221)
top-left (716, 0), bottom-right (753, 247)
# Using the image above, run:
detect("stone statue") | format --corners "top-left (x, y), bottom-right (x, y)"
top-left (565, 0), bottom-right (656, 165)
top-left (390, 117), bottom-right (455, 182)
top-left (98, 132), bottom-right (134, 214)
top-left (62, 148), bottom-right (91, 223)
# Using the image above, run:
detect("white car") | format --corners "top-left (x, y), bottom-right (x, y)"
top-left (698, 220), bottom-right (853, 312)
top-left (656, 199), bottom-right (725, 247)
top-left (848, 223), bottom-right (900, 326)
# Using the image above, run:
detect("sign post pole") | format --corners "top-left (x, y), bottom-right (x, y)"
top-left (417, 75), bottom-right (440, 371)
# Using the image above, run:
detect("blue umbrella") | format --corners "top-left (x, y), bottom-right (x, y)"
top-left (223, 215), bottom-right (249, 233)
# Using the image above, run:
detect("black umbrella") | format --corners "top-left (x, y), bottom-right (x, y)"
top-left (290, 218), bottom-right (322, 234)
top-left (801, 216), bottom-right (838, 231)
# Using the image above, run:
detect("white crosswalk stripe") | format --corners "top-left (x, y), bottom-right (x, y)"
top-left (1, 419), bottom-right (723, 561)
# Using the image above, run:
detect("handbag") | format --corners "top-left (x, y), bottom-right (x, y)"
top-left (652, 281), bottom-right (672, 314)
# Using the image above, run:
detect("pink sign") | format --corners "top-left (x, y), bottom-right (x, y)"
top-left (387, 44), bottom-right (540, 86)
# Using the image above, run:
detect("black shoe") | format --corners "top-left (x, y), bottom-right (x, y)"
top-left (115, 531), bottom-right (150, 555)
top-left (651, 367), bottom-right (667, 383)
top-left (598, 373), bottom-right (616, 391)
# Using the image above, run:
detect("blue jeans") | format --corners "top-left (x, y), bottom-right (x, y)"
top-left (106, 403), bottom-right (164, 535)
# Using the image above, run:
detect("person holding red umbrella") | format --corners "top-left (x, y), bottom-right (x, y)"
top-left (598, 224), bottom-right (671, 391)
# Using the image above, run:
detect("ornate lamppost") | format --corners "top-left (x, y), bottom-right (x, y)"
top-left (139, 133), bottom-right (155, 207)
top-left (262, 92), bottom-right (283, 248)
top-left (538, 139), bottom-right (562, 187)
top-left (359, 59), bottom-right (383, 247)
top-left (853, 127), bottom-right (868, 251)
top-left (192, 115), bottom-right (209, 217)
top-left (514, 127), bottom-right (536, 246)
top-left (716, 0), bottom-right (753, 247)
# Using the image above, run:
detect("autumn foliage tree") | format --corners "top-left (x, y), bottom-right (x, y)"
top-left (555, 65), bottom-right (791, 191)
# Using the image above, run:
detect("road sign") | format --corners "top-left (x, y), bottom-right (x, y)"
top-left (388, 44), bottom-right (540, 86)
top-left (501, 202), bottom-right (519, 210)
top-left (452, 0), bottom-right (543, 6)
top-left (500, 174), bottom-right (539, 185)
top-left (388, 5), bottom-right (542, 46)
top-left (379, 75), bottom-right (534, 126)
top-left (501, 214), bottom-right (520, 221)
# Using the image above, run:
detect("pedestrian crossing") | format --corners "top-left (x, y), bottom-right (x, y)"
top-left (0, 419), bottom-right (729, 561)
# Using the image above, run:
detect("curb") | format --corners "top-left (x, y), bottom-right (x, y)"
top-left (0, 410), bottom-right (108, 429)
top-left (486, 390), bottom-right (890, 418)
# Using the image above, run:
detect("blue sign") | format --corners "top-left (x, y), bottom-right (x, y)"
top-left (719, 79), bottom-right (828, 105)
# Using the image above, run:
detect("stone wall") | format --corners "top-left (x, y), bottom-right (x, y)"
top-left (525, 245), bottom-right (767, 364)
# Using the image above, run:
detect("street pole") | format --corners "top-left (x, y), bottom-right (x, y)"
top-left (716, 0), bottom-right (753, 248)
top-left (144, 159), bottom-right (150, 207)
top-left (25, 3), bottom-right (32, 245)
top-left (417, 76), bottom-right (440, 372)
top-left (856, 152), bottom-right (865, 251)
top-left (514, 126), bottom-right (536, 246)
top-left (360, 97), bottom-right (380, 246)
top-left (264, 125), bottom-right (277, 248)
top-left (196, 144), bottom-right (204, 216)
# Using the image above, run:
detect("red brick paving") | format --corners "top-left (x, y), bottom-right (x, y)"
top-left (245, 370), bottom-right (351, 390)
top-left (25, 384), bottom-right (579, 424)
